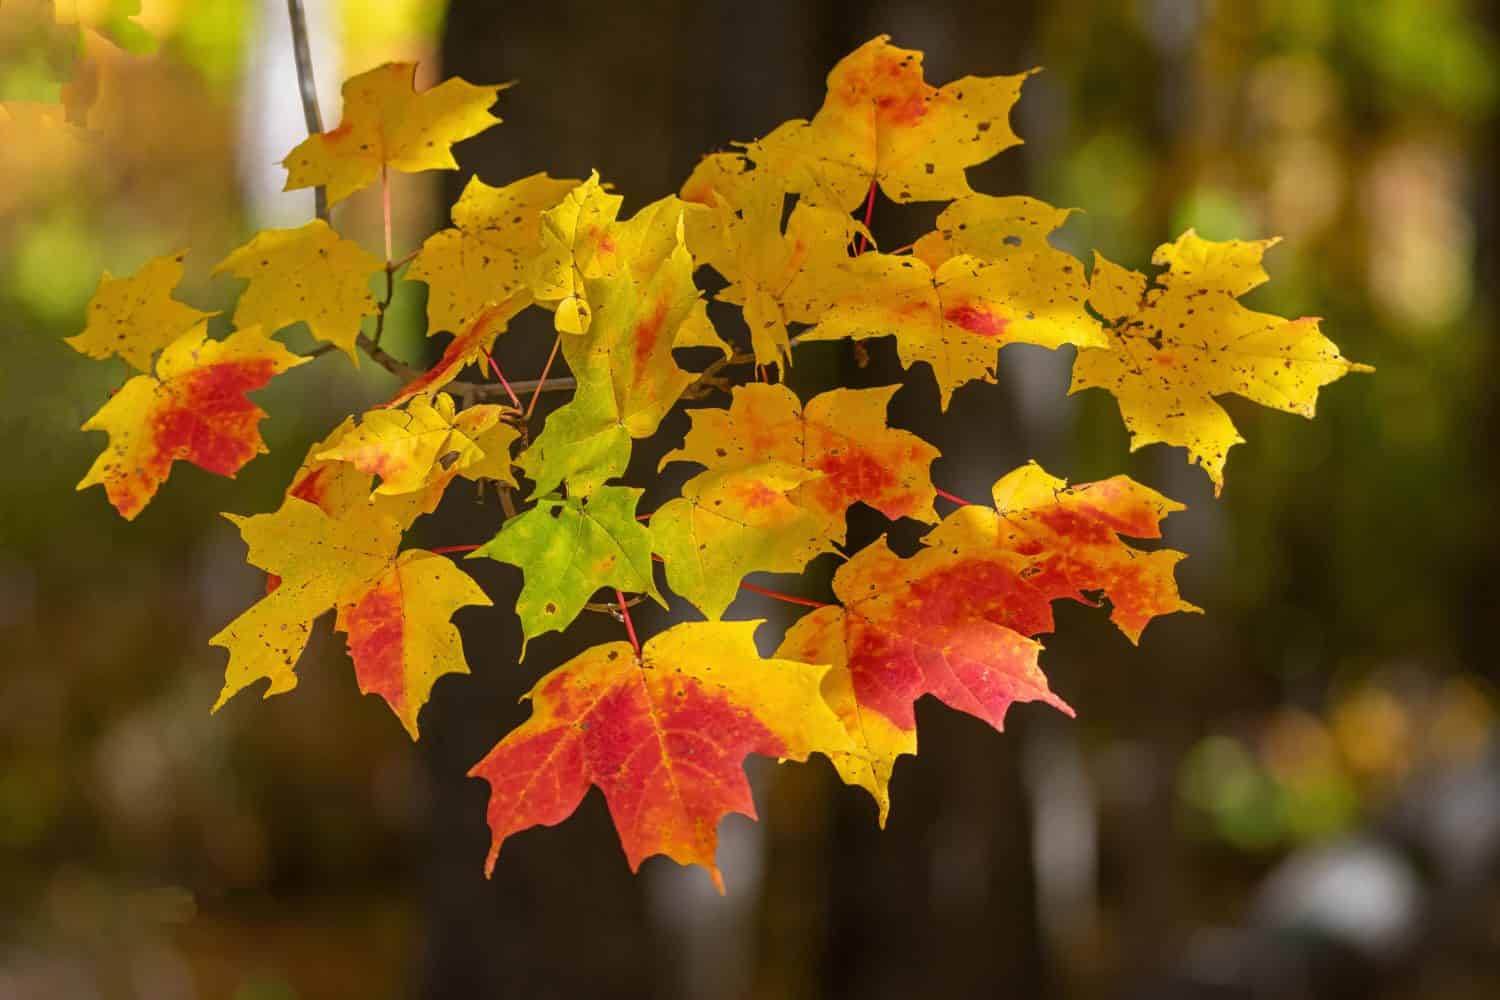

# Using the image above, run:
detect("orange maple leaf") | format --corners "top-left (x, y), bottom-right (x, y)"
top-left (469, 621), bottom-right (851, 891)
top-left (778, 462), bottom-right (1197, 820)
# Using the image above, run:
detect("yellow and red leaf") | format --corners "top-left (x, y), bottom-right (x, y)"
top-left (662, 382), bottom-right (940, 539)
top-left (777, 462), bottom-right (1196, 820)
top-left (335, 549), bottom-right (492, 739)
top-left (468, 621), bottom-right (851, 891)
top-left (747, 35), bottom-right (1033, 210)
top-left (77, 323), bottom-right (306, 519)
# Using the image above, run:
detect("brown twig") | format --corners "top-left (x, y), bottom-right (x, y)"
top-left (285, 0), bottom-right (327, 223)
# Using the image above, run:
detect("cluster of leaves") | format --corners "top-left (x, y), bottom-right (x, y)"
top-left (58, 36), bottom-right (1370, 890)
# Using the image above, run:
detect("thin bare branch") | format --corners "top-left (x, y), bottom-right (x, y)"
top-left (285, 0), bottom-right (328, 222)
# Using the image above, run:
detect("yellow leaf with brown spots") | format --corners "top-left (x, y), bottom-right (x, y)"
top-left (409, 172), bottom-right (579, 334)
top-left (527, 171), bottom-right (624, 334)
top-left (285, 416), bottom-right (371, 519)
top-left (214, 220), bottom-right (383, 364)
top-left (65, 250), bottom-right (217, 371)
top-left (520, 210), bottom-right (703, 496)
top-left (801, 251), bottom-right (1107, 409)
top-left (282, 62), bottom-right (506, 206)
top-left (1070, 230), bottom-right (1373, 493)
top-left (650, 463), bottom-right (835, 619)
top-left (679, 153), bottom-right (859, 371)
top-left (316, 392), bottom-right (506, 498)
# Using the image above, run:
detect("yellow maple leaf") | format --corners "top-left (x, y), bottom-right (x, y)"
top-left (661, 382), bottom-right (940, 540)
top-left (680, 153), bottom-right (859, 371)
top-left (408, 172), bottom-right (580, 334)
top-left (282, 62), bottom-right (507, 206)
top-left (529, 175), bottom-right (696, 336)
top-left (212, 496), bottom-right (403, 708)
top-left (651, 463), bottom-right (836, 619)
top-left (285, 416), bottom-right (371, 519)
top-left (747, 35), bottom-right (1033, 211)
top-left (65, 250), bottom-right (217, 371)
top-left (213, 220), bottom-right (383, 364)
top-left (307, 399), bottom-right (518, 533)
top-left (802, 250), bottom-right (1107, 409)
top-left (77, 323), bottom-right (306, 519)
top-left (335, 549), bottom-right (492, 739)
top-left (528, 171), bottom-right (624, 334)
top-left (1070, 230), bottom-right (1373, 493)
top-left (316, 392), bottom-right (514, 499)
top-left (449, 405), bottom-right (521, 489)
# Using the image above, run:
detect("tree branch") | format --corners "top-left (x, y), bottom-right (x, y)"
top-left (285, 0), bottom-right (327, 222)
top-left (282, 2), bottom-right (754, 410)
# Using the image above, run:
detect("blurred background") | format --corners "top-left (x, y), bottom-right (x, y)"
top-left (2, 0), bottom-right (1498, 997)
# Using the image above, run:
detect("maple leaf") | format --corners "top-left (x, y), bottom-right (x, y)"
top-left (917, 462), bottom-right (1202, 642)
top-left (468, 620), bottom-right (852, 891)
top-left (286, 416), bottom-right (371, 518)
top-left (529, 176), bottom-right (694, 336)
top-left (335, 549), bottom-right (492, 739)
top-left (284, 397), bottom-right (517, 538)
top-left (662, 383), bottom-right (940, 539)
top-left (526, 172), bottom-right (624, 334)
top-left (514, 400), bottom-right (632, 501)
top-left (910, 194), bottom-right (1099, 351)
top-left (450, 405), bottom-right (523, 489)
top-left (679, 153), bottom-right (859, 371)
top-left (65, 250), bottom-right (217, 371)
top-left (650, 463), bottom-right (835, 619)
top-left (408, 172), bottom-right (579, 334)
top-left (213, 494), bottom-right (487, 736)
top-left (776, 462), bottom-right (1195, 820)
top-left (468, 485), bottom-right (661, 649)
top-left (1071, 230), bottom-right (1373, 494)
top-left (212, 496), bottom-right (403, 707)
top-left (77, 324), bottom-right (307, 519)
top-left (213, 220), bottom-right (383, 364)
top-left (371, 402), bottom-right (522, 530)
top-left (282, 62), bottom-right (507, 206)
top-left (777, 537), bottom-right (1070, 823)
top-left (519, 211), bottom-right (704, 496)
top-left (747, 35), bottom-right (1033, 211)
top-left (801, 249), bottom-right (1108, 409)
top-left (388, 291), bottom-right (532, 407)
top-left (316, 392), bottom-right (511, 498)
